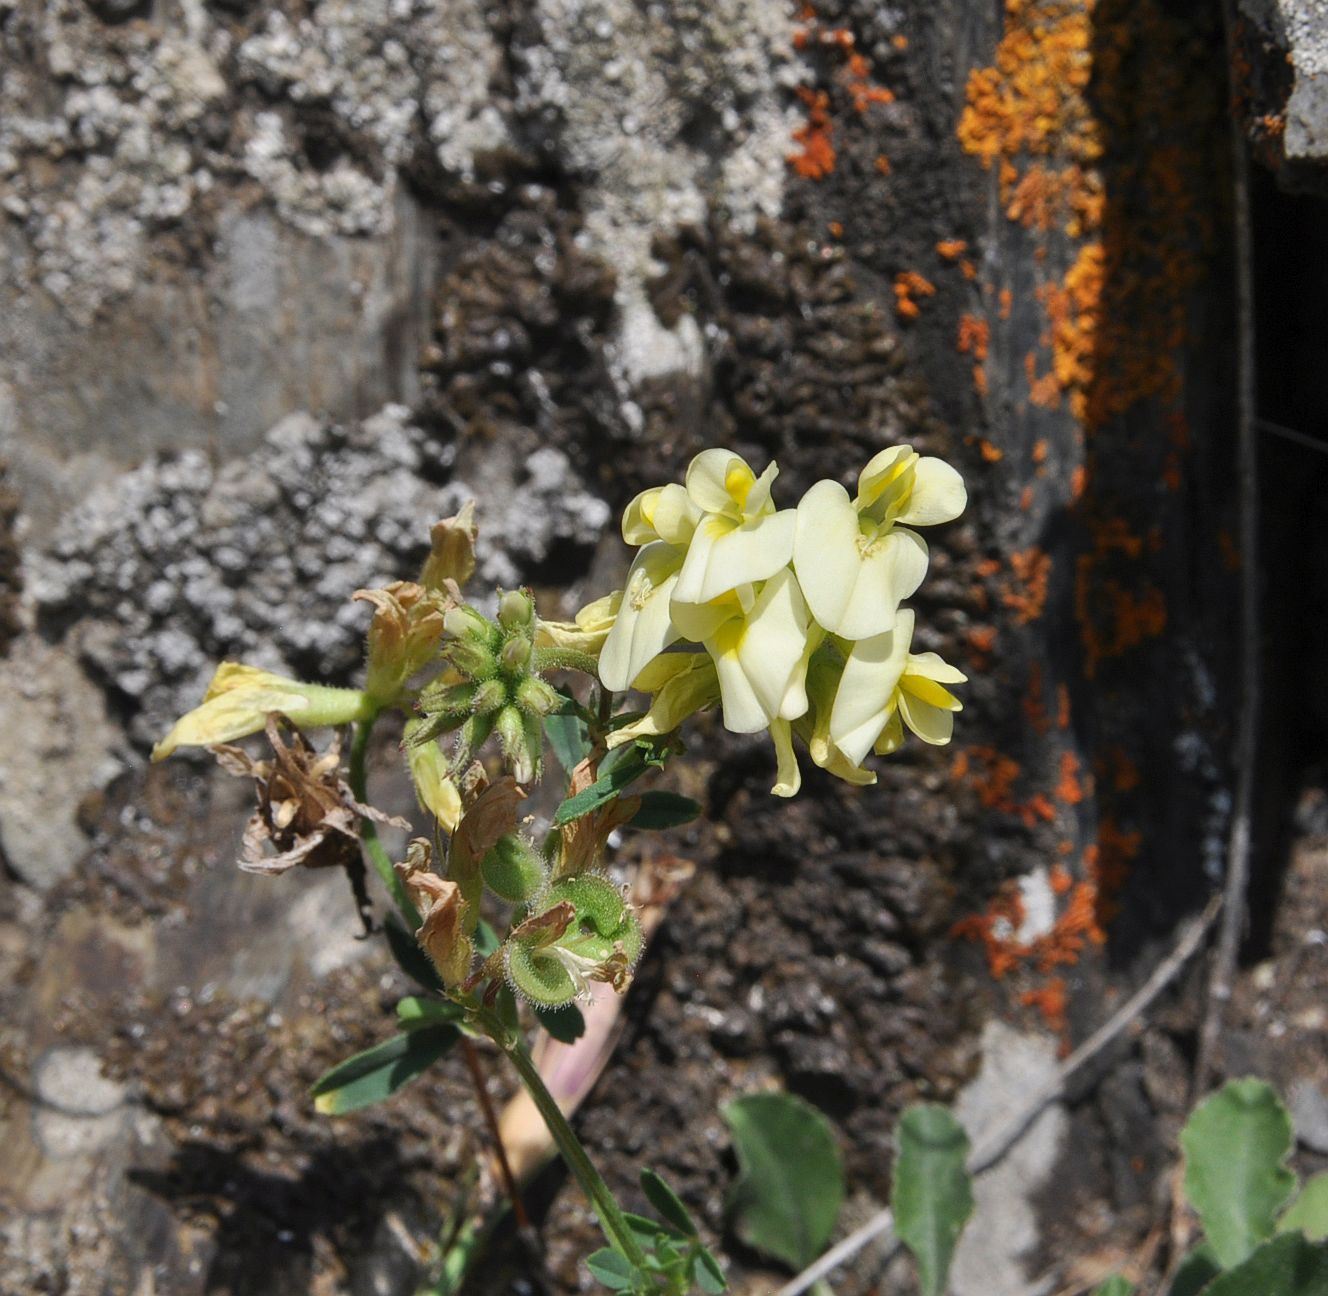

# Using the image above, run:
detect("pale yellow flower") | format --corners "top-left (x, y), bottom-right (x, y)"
top-left (793, 445), bottom-right (966, 640)
top-left (828, 609), bottom-right (966, 765)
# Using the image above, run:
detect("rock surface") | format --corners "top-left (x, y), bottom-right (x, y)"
top-left (3, 0), bottom-right (1328, 1293)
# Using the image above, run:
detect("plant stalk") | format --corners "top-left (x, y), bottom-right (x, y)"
top-left (501, 1034), bottom-right (648, 1269)
top-left (349, 710), bottom-right (420, 927)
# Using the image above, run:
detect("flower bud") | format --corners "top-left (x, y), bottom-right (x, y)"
top-left (496, 704), bottom-right (540, 784)
top-left (471, 677), bottom-right (508, 716)
top-left (514, 675), bottom-right (562, 718)
top-left (481, 834), bottom-right (547, 903)
top-left (500, 634), bottom-right (532, 673)
top-left (497, 588), bottom-right (535, 631)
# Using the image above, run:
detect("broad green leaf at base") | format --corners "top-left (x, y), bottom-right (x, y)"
top-left (721, 1091), bottom-right (844, 1271)
top-left (1180, 1078), bottom-right (1297, 1268)
top-left (892, 1103), bottom-right (975, 1296)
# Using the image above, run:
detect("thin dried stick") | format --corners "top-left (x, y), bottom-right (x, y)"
top-left (1193, 0), bottom-right (1260, 1102)
top-left (775, 901), bottom-right (1220, 1296)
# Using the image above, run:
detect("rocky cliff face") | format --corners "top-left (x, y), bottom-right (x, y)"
top-left (3, 1), bottom-right (1328, 1293)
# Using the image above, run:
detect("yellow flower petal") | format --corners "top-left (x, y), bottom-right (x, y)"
top-left (152, 665), bottom-right (371, 761)
top-left (793, 480), bottom-right (929, 639)
top-left (897, 687), bottom-right (956, 745)
top-left (770, 718), bottom-right (802, 798)
top-left (598, 543), bottom-right (683, 691)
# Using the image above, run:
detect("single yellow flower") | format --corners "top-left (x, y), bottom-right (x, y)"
top-left (792, 445), bottom-right (966, 640)
top-left (828, 609), bottom-right (966, 765)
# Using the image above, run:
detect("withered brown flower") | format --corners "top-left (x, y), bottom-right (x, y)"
top-left (213, 717), bottom-right (408, 926)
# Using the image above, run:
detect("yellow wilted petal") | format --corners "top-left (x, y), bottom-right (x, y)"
top-left (152, 665), bottom-right (371, 761)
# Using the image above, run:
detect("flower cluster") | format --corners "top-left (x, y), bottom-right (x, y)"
top-left (597, 445), bottom-right (968, 795)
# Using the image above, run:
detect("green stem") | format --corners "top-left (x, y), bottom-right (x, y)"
top-left (349, 710), bottom-right (421, 928)
top-left (501, 1034), bottom-right (648, 1270)
top-left (531, 646), bottom-right (603, 677)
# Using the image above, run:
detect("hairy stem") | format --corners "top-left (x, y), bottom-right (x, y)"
top-left (501, 1033), bottom-right (648, 1269)
top-left (349, 711), bottom-right (420, 927)
top-left (531, 646), bottom-right (603, 678)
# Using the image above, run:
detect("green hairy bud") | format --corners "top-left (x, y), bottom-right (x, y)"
top-left (481, 834), bottom-right (547, 903)
top-left (497, 588), bottom-right (535, 631)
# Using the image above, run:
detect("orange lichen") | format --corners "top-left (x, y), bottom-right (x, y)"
top-left (1056, 683), bottom-right (1071, 729)
top-left (892, 33), bottom-right (909, 50)
top-left (958, 0), bottom-right (1219, 430)
top-left (1020, 484), bottom-right (1034, 511)
top-left (951, 884), bottom-right (1027, 979)
top-left (952, 745), bottom-right (1021, 811)
top-left (970, 626), bottom-right (997, 651)
top-left (1074, 517), bottom-right (1167, 677)
top-left (1050, 862), bottom-right (1073, 894)
top-left (1069, 464), bottom-right (1086, 500)
top-left (973, 365), bottom-right (989, 397)
top-left (788, 87), bottom-right (836, 179)
top-left (958, 313), bottom-right (990, 361)
top-left (979, 438), bottom-right (1003, 462)
top-left (1023, 662), bottom-right (1050, 734)
top-left (894, 271), bottom-right (936, 321)
top-left (961, 259), bottom-right (979, 281)
top-left (789, 9), bottom-right (896, 176)
top-left (1002, 547), bottom-right (1051, 623)
top-left (937, 238), bottom-right (969, 260)
top-left (1056, 750), bottom-right (1085, 804)
top-left (1021, 977), bottom-right (1068, 1036)
top-left (828, 220), bottom-right (844, 238)
top-left (874, 153), bottom-right (892, 175)
top-left (998, 286), bottom-right (1013, 319)
top-left (1094, 816), bottom-right (1140, 896)
top-left (1032, 438), bottom-right (1048, 463)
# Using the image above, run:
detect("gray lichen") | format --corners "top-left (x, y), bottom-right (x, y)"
top-left (29, 405), bottom-right (608, 746)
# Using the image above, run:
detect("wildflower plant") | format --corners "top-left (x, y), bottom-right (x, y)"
top-left (154, 443), bottom-right (966, 1292)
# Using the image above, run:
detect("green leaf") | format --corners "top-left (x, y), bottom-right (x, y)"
top-left (384, 913), bottom-right (442, 991)
top-left (310, 1027), bottom-right (457, 1115)
top-left (892, 1103), bottom-right (975, 1296)
top-left (1167, 1245), bottom-right (1221, 1296)
top-left (722, 1091), bottom-right (844, 1270)
top-left (641, 1168), bottom-right (699, 1237)
top-left (630, 791), bottom-right (703, 831)
top-left (692, 1247), bottom-right (727, 1294)
top-left (623, 1211), bottom-right (678, 1246)
top-left (395, 996), bottom-right (463, 1030)
top-left (1281, 1174), bottom-right (1328, 1243)
top-left (1200, 1232), bottom-right (1328, 1296)
top-left (474, 918), bottom-right (500, 958)
top-left (544, 701), bottom-right (592, 776)
top-left (1092, 1278), bottom-right (1134, 1296)
top-left (1181, 1079), bottom-right (1298, 1268)
top-left (585, 1248), bottom-right (642, 1291)
top-left (554, 737), bottom-right (673, 825)
top-left (533, 1001), bottom-right (586, 1044)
